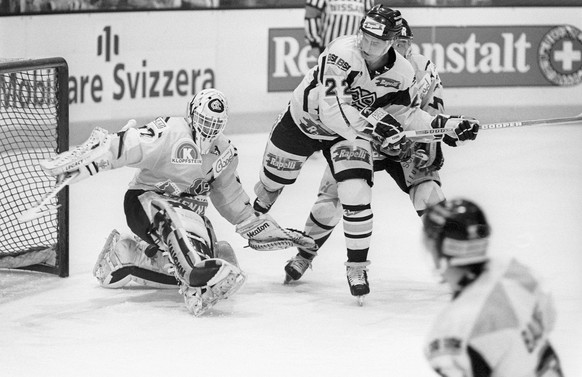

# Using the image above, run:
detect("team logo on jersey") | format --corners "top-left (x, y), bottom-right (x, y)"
top-left (376, 77), bottom-right (400, 89)
top-left (212, 144), bottom-right (236, 177)
top-left (349, 87), bottom-right (376, 110)
top-left (171, 139), bottom-right (202, 164)
top-left (538, 25), bottom-right (582, 86)
top-left (327, 53), bottom-right (351, 71)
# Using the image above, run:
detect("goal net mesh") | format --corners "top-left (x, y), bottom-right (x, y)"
top-left (0, 58), bottom-right (69, 277)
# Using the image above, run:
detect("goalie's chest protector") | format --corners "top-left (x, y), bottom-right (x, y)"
top-left (129, 117), bottom-right (221, 198)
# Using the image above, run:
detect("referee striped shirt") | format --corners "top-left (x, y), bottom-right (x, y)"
top-left (305, 0), bottom-right (375, 50)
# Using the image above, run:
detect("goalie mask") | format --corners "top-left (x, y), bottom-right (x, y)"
top-left (422, 199), bottom-right (491, 269)
top-left (187, 89), bottom-right (229, 153)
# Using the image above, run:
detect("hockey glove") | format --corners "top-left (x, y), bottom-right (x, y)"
top-left (411, 142), bottom-right (444, 172)
top-left (431, 114), bottom-right (479, 147)
top-left (360, 107), bottom-right (408, 155)
top-left (236, 213), bottom-right (318, 252)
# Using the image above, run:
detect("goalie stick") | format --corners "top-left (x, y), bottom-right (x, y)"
top-left (387, 114), bottom-right (582, 143)
top-left (17, 171), bottom-right (79, 223)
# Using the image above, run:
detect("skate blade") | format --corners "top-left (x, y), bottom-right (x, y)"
top-left (283, 273), bottom-right (294, 285)
top-left (357, 295), bottom-right (366, 306)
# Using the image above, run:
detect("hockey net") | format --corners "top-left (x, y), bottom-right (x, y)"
top-left (0, 58), bottom-right (69, 277)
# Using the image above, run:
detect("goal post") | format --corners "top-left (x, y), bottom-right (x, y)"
top-left (0, 57), bottom-right (70, 277)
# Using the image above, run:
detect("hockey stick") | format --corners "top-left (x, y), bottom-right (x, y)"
top-left (17, 171), bottom-right (79, 222)
top-left (395, 115), bottom-right (582, 143)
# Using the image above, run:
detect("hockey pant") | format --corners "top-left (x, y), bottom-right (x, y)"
top-left (373, 156), bottom-right (445, 216)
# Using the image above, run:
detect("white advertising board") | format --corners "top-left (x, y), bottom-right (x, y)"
top-left (1, 7), bottom-right (581, 125)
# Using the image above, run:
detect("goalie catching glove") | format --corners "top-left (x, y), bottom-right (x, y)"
top-left (431, 114), bottom-right (480, 147)
top-left (236, 213), bottom-right (318, 252)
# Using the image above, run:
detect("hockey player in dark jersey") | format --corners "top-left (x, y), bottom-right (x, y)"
top-left (422, 199), bottom-right (563, 377)
top-left (39, 89), bottom-right (315, 316)
top-left (253, 5), bottom-right (479, 303)
top-left (283, 17), bottom-right (451, 284)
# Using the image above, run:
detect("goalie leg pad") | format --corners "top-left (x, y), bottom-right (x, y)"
top-left (93, 229), bottom-right (176, 289)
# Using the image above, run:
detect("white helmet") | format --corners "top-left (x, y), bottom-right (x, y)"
top-left (187, 88), bottom-right (229, 153)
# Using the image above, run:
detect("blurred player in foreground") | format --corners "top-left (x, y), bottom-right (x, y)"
top-left (252, 5), bottom-right (479, 303)
top-left (283, 17), bottom-right (453, 284)
top-left (421, 199), bottom-right (563, 377)
top-left (40, 89), bottom-right (315, 316)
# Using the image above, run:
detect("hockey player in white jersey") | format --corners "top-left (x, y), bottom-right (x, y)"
top-left (253, 5), bottom-right (478, 301)
top-left (39, 89), bottom-right (315, 316)
top-left (421, 199), bottom-right (563, 377)
top-left (280, 15), bottom-right (464, 293)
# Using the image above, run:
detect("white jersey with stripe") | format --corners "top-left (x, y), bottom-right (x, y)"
top-left (425, 258), bottom-right (560, 377)
top-left (107, 116), bottom-right (253, 225)
top-left (304, 0), bottom-right (374, 48)
top-left (408, 53), bottom-right (444, 116)
top-left (288, 35), bottom-right (434, 143)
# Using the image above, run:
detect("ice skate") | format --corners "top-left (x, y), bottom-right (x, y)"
top-left (345, 261), bottom-right (371, 305)
top-left (284, 254), bottom-right (313, 284)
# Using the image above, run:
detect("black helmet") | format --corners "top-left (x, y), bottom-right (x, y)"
top-left (360, 5), bottom-right (403, 41)
top-left (423, 199), bottom-right (491, 266)
top-left (399, 18), bottom-right (413, 40)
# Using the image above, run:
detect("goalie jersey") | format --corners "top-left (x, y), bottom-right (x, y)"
top-left (288, 34), bottom-right (434, 142)
top-left (424, 258), bottom-right (562, 377)
top-left (109, 116), bottom-right (254, 225)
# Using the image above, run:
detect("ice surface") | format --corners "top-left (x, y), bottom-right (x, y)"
top-left (2, 124), bottom-right (581, 376)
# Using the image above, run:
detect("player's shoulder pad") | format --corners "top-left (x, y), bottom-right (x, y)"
top-left (392, 52), bottom-right (416, 87)
top-left (325, 35), bottom-right (361, 74)
top-left (409, 53), bottom-right (430, 70)
top-left (410, 53), bottom-right (439, 77)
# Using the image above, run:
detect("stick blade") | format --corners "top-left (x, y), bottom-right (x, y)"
top-left (17, 205), bottom-right (61, 223)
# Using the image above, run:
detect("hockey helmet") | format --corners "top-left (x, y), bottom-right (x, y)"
top-left (423, 199), bottom-right (491, 267)
top-left (187, 88), bottom-right (229, 152)
top-left (394, 18), bottom-right (413, 59)
top-left (359, 5), bottom-right (403, 41)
